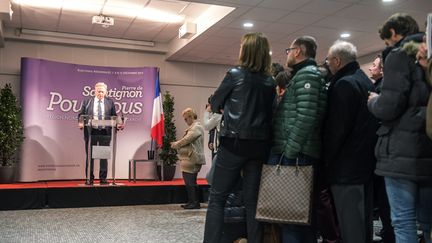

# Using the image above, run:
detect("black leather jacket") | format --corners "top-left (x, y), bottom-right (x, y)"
top-left (211, 67), bottom-right (275, 140)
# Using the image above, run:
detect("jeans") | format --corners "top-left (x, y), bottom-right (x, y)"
top-left (373, 175), bottom-right (395, 243)
top-left (267, 154), bottom-right (317, 243)
top-left (385, 177), bottom-right (432, 243)
top-left (203, 138), bottom-right (270, 243)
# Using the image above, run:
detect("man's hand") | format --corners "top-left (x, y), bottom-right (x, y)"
top-left (78, 123), bottom-right (84, 129)
top-left (208, 143), bottom-right (214, 150)
top-left (416, 42), bottom-right (428, 71)
top-left (368, 91), bottom-right (378, 103)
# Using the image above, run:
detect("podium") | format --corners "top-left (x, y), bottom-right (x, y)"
top-left (79, 115), bottom-right (124, 185)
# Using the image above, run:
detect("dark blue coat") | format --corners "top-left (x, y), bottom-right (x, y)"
top-left (324, 61), bottom-right (379, 184)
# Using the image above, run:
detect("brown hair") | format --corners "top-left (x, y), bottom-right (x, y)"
top-left (379, 13), bottom-right (419, 40)
top-left (275, 71), bottom-right (291, 89)
top-left (238, 32), bottom-right (272, 74)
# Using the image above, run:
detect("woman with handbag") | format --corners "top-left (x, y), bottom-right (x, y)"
top-left (203, 32), bottom-right (276, 243)
top-left (171, 108), bottom-right (205, 210)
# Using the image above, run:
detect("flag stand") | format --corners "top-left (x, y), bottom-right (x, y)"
top-left (147, 139), bottom-right (155, 160)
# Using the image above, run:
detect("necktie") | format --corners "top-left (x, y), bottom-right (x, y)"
top-left (97, 100), bottom-right (103, 129)
top-left (97, 100), bottom-right (103, 120)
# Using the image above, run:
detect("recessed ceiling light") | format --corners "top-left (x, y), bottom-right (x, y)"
top-left (382, 0), bottom-right (394, 2)
top-left (340, 32), bottom-right (351, 38)
top-left (243, 22), bottom-right (254, 28)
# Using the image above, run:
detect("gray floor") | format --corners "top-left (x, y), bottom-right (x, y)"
top-left (0, 204), bottom-right (391, 243)
top-left (0, 204), bottom-right (207, 243)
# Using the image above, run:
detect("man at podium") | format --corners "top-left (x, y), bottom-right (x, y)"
top-left (78, 82), bottom-right (117, 185)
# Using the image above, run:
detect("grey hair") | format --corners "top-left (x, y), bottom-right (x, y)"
top-left (329, 40), bottom-right (357, 64)
top-left (95, 82), bottom-right (108, 90)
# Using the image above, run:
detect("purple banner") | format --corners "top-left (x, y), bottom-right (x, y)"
top-left (20, 58), bottom-right (157, 181)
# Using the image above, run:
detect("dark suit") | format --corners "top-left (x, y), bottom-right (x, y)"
top-left (78, 97), bottom-right (117, 181)
top-left (323, 61), bottom-right (379, 243)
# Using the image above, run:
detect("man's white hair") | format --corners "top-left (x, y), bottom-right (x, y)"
top-left (329, 40), bottom-right (357, 64)
top-left (95, 82), bottom-right (107, 90)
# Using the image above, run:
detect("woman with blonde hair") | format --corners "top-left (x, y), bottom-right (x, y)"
top-left (203, 32), bottom-right (276, 243)
top-left (171, 108), bottom-right (205, 209)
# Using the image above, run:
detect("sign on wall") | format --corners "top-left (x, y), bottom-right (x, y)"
top-left (20, 58), bottom-right (157, 182)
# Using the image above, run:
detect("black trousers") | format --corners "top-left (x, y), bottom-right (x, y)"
top-left (203, 138), bottom-right (270, 243)
top-left (84, 130), bottom-right (110, 180)
top-left (183, 171), bottom-right (198, 187)
top-left (331, 181), bottom-right (374, 243)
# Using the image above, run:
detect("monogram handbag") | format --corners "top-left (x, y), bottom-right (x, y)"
top-left (255, 154), bottom-right (314, 225)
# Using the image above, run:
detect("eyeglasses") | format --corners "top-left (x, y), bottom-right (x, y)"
top-left (325, 56), bottom-right (337, 64)
top-left (285, 47), bottom-right (298, 55)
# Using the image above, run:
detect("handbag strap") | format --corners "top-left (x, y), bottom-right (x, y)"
top-left (277, 152), bottom-right (300, 175)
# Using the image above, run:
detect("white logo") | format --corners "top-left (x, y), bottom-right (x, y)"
top-left (304, 83), bottom-right (311, 89)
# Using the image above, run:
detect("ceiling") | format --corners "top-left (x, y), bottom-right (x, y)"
top-left (1, 0), bottom-right (431, 66)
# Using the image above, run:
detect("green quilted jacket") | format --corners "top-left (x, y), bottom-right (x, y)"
top-left (271, 59), bottom-right (327, 159)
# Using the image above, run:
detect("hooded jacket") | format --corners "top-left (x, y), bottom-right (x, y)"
top-left (368, 33), bottom-right (432, 181)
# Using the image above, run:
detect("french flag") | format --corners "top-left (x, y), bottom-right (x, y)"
top-left (151, 70), bottom-right (164, 146)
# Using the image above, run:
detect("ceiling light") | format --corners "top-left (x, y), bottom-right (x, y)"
top-left (63, 0), bottom-right (103, 13)
top-left (13, 0), bottom-right (184, 23)
top-left (13, 0), bottom-right (62, 9)
top-left (382, 0), bottom-right (394, 2)
top-left (340, 32), bottom-right (351, 38)
top-left (137, 8), bottom-right (184, 23)
top-left (243, 22), bottom-right (253, 28)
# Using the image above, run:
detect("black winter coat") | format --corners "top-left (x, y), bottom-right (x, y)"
top-left (211, 67), bottom-right (275, 140)
top-left (368, 34), bottom-right (432, 181)
top-left (324, 62), bottom-right (379, 184)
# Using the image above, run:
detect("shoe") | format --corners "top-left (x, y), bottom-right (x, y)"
top-left (183, 202), bottom-right (200, 209)
top-left (100, 179), bottom-right (109, 185)
top-left (85, 180), bottom-right (93, 185)
top-left (181, 202), bottom-right (192, 208)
